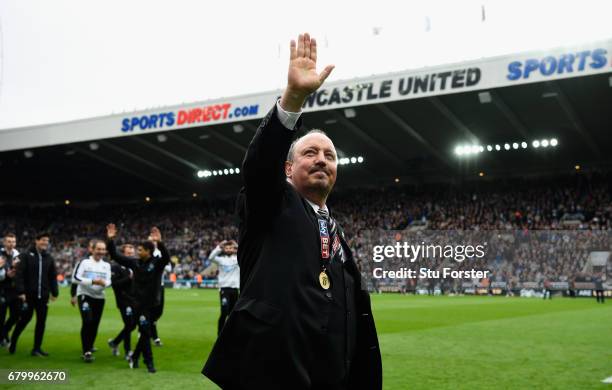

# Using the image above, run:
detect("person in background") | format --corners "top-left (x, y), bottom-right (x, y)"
top-left (594, 273), bottom-right (605, 303)
top-left (0, 233), bottom-right (20, 347)
top-left (106, 224), bottom-right (170, 373)
top-left (73, 240), bottom-right (112, 362)
top-left (150, 244), bottom-right (172, 347)
top-left (70, 240), bottom-right (96, 308)
top-left (543, 279), bottom-right (553, 300)
top-left (108, 244), bottom-right (136, 360)
top-left (208, 240), bottom-right (239, 335)
top-left (10, 232), bottom-right (58, 356)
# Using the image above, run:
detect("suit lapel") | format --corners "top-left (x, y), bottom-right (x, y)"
top-left (296, 189), bottom-right (321, 232)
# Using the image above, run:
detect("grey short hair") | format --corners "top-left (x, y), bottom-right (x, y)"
top-left (287, 129), bottom-right (329, 162)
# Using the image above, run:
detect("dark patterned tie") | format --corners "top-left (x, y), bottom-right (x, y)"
top-left (317, 207), bottom-right (329, 219)
top-left (317, 208), bottom-right (343, 262)
top-left (317, 208), bottom-right (335, 234)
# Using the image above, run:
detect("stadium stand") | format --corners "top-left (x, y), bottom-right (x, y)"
top-left (1, 171), bottom-right (609, 291)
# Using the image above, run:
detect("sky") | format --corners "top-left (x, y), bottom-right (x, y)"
top-left (1, 0), bottom-right (611, 130)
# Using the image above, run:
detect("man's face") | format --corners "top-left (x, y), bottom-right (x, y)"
top-left (285, 133), bottom-right (337, 198)
top-left (137, 246), bottom-right (151, 260)
top-left (92, 242), bottom-right (107, 260)
top-left (223, 244), bottom-right (237, 256)
top-left (123, 245), bottom-right (135, 257)
top-left (4, 236), bottom-right (16, 251)
top-left (35, 236), bottom-right (50, 252)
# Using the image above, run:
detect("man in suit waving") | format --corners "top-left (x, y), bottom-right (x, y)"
top-left (202, 33), bottom-right (381, 390)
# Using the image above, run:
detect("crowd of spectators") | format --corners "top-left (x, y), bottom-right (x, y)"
top-left (0, 172), bottom-right (610, 286)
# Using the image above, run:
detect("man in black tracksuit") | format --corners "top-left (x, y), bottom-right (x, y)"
top-left (106, 224), bottom-right (170, 373)
top-left (150, 273), bottom-right (165, 346)
top-left (10, 232), bottom-right (58, 356)
top-left (108, 258), bottom-right (136, 358)
top-left (150, 249), bottom-right (171, 347)
top-left (594, 274), bottom-right (605, 303)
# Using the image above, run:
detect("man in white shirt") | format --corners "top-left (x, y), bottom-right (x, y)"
top-left (208, 240), bottom-right (239, 335)
top-left (72, 240), bottom-right (111, 362)
top-left (70, 240), bottom-right (96, 308)
top-left (0, 233), bottom-right (20, 347)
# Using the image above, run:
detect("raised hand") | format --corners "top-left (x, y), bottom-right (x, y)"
top-left (280, 33), bottom-right (334, 112)
top-left (150, 226), bottom-right (162, 243)
top-left (106, 223), bottom-right (117, 239)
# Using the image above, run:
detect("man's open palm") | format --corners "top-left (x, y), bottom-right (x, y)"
top-left (106, 223), bottom-right (117, 239)
top-left (288, 33), bottom-right (334, 96)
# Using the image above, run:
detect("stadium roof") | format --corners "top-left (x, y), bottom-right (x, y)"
top-left (1, 41), bottom-right (612, 203)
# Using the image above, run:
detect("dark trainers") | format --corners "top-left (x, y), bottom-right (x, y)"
top-left (128, 356), bottom-right (139, 369)
top-left (83, 351), bottom-right (95, 363)
top-left (8, 342), bottom-right (16, 354)
top-left (146, 363), bottom-right (156, 373)
top-left (108, 339), bottom-right (119, 356)
top-left (31, 349), bottom-right (49, 357)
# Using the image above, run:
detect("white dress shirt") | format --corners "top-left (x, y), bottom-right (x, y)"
top-left (276, 100), bottom-right (302, 130)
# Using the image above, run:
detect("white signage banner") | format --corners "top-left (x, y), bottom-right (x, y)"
top-left (1, 39), bottom-right (611, 152)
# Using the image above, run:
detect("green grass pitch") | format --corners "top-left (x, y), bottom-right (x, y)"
top-left (0, 288), bottom-right (610, 389)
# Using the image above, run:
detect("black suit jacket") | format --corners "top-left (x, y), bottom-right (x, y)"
top-left (202, 105), bottom-right (382, 389)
